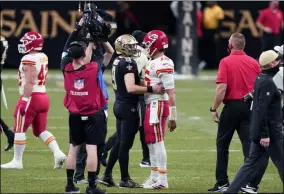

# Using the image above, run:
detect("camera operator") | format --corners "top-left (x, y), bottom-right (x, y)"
top-left (73, 23), bottom-right (115, 184)
top-left (61, 18), bottom-right (108, 194)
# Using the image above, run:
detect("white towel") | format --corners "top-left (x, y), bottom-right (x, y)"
top-left (149, 101), bottom-right (159, 125)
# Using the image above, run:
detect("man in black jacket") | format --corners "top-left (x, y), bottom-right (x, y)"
top-left (224, 50), bottom-right (283, 194)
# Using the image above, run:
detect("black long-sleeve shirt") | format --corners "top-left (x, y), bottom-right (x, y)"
top-left (250, 71), bottom-right (283, 142)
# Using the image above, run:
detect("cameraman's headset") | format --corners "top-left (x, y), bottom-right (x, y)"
top-left (64, 41), bottom-right (87, 73)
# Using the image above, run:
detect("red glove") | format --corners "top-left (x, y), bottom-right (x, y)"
top-left (19, 97), bottom-right (29, 116)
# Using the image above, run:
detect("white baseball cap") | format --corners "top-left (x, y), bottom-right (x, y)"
top-left (274, 45), bottom-right (283, 55)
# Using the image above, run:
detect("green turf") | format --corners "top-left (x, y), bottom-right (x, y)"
top-left (1, 70), bottom-right (282, 193)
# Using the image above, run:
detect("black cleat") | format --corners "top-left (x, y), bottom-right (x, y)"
top-left (86, 186), bottom-right (107, 194)
top-left (208, 183), bottom-right (229, 192)
top-left (98, 174), bottom-right (116, 187)
top-left (241, 184), bottom-right (258, 194)
top-left (65, 185), bottom-right (80, 193)
top-left (100, 151), bottom-right (108, 167)
top-left (119, 178), bottom-right (143, 188)
top-left (139, 160), bottom-right (150, 168)
top-left (5, 131), bottom-right (15, 152)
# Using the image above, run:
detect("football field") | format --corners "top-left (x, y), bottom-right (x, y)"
top-left (1, 70), bottom-right (282, 193)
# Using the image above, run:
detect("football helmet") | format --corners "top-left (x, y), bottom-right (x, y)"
top-left (143, 30), bottom-right (168, 57)
top-left (114, 34), bottom-right (140, 57)
top-left (18, 32), bottom-right (44, 54)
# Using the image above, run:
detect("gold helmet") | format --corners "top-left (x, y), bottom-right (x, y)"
top-left (115, 34), bottom-right (140, 57)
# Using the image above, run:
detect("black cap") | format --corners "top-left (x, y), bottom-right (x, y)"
top-left (68, 41), bottom-right (86, 59)
top-left (132, 30), bottom-right (146, 44)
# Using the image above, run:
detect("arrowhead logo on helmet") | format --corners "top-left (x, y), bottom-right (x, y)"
top-left (18, 31), bottom-right (44, 54)
top-left (143, 30), bottom-right (169, 57)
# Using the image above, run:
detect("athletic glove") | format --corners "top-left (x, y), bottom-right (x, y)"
top-left (19, 97), bottom-right (29, 116)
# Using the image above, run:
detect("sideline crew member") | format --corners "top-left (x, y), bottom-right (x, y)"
top-left (61, 40), bottom-right (107, 194)
top-left (225, 50), bottom-right (284, 193)
top-left (256, 0), bottom-right (283, 51)
top-left (208, 33), bottom-right (261, 192)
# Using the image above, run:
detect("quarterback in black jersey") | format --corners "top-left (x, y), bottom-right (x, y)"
top-left (100, 34), bottom-right (163, 188)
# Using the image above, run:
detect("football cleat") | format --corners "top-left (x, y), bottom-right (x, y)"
top-left (54, 152), bottom-right (67, 169)
top-left (139, 160), bottom-right (151, 168)
top-left (241, 184), bottom-right (258, 194)
top-left (64, 185), bottom-right (80, 194)
top-left (119, 178), bottom-right (143, 188)
top-left (1, 160), bottom-right (23, 169)
top-left (142, 176), bottom-right (157, 187)
top-left (74, 178), bottom-right (88, 184)
top-left (98, 174), bottom-right (116, 187)
top-left (208, 183), bottom-right (229, 192)
top-left (143, 181), bottom-right (168, 190)
top-left (86, 186), bottom-right (107, 194)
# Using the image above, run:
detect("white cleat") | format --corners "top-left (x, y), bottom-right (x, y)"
top-left (143, 181), bottom-right (169, 190)
top-left (1, 160), bottom-right (23, 169)
top-left (54, 152), bottom-right (67, 169)
top-left (142, 176), bottom-right (157, 187)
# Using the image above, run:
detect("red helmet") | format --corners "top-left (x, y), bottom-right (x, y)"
top-left (143, 30), bottom-right (168, 57)
top-left (18, 32), bottom-right (44, 54)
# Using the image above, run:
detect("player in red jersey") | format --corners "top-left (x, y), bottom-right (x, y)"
top-left (1, 32), bottom-right (66, 169)
top-left (142, 30), bottom-right (177, 190)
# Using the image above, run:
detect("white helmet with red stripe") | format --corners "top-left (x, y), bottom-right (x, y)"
top-left (142, 30), bottom-right (168, 57)
top-left (18, 31), bottom-right (44, 54)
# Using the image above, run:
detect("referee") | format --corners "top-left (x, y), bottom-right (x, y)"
top-left (61, 39), bottom-right (107, 194)
top-left (224, 50), bottom-right (284, 193)
top-left (208, 33), bottom-right (261, 192)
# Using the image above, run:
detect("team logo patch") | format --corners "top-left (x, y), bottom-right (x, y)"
top-left (74, 79), bottom-right (84, 90)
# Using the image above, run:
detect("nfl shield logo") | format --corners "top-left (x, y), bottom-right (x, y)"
top-left (74, 79), bottom-right (84, 90)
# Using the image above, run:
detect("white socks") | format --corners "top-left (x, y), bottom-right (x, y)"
top-left (39, 131), bottom-right (61, 155)
top-left (13, 133), bottom-right (26, 163)
top-left (148, 141), bottom-right (168, 183)
top-left (148, 144), bottom-right (158, 178)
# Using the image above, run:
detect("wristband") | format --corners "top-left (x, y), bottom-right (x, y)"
top-left (22, 97), bottom-right (29, 102)
top-left (210, 107), bottom-right (216, 112)
top-left (169, 106), bottom-right (177, 121)
top-left (147, 86), bottom-right (153, 93)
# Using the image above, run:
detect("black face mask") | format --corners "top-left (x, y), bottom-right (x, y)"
top-left (269, 64), bottom-right (280, 74)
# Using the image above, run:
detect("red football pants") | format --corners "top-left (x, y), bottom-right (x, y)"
top-left (144, 100), bottom-right (169, 144)
top-left (13, 93), bottom-right (49, 137)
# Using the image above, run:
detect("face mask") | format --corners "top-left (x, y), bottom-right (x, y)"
top-left (270, 63), bottom-right (280, 73)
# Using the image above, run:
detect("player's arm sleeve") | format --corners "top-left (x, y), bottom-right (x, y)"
top-left (156, 62), bottom-right (175, 89)
top-left (216, 59), bottom-right (227, 84)
top-left (62, 24), bottom-right (83, 57)
top-left (257, 80), bottom-right (275, 138)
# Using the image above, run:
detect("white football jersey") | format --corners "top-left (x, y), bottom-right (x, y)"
top-left (18, 52), bottom-right (48, 95)
top-left (144, 55), bottom-right (175, 104)
top-left (133, 45), bottom-right (149, 80)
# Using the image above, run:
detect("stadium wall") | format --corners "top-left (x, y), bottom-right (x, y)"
top-left (1, 1), bottom-right (283, 70)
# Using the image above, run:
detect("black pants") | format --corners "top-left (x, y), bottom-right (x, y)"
top-left (216, 101), bottom-right (251, 185)
top-left (102, 100), bottom-right (149, 162)
top-left (202, 29), bottom-right (218, 69)
top-left (225, 138), bottom-right (284, 193)
top-left (261, 32), bottom-right (280, 52)
top-left (105, 101), bottom-right (139, 180)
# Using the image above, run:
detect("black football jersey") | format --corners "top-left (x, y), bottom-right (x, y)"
top-left (111, 56), bottom-right (140, 103)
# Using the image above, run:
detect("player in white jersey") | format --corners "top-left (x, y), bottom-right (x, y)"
top-left (142, 30), bottom-right (177, 190)
top-left (1, 32), bottom-right (66, 169)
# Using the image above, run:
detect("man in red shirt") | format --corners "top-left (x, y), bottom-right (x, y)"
top-left (208, 33), bottom-right (261, 192)
top-left (256, 0), bottom-right (284, 51)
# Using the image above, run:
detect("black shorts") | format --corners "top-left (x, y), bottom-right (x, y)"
top-left (69, 110), bottom-right (107, 146)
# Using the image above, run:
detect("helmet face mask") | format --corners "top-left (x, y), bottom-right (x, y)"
top-left (18, 32), bottom-right (44, 54)
top-left (115, 34), bottom-right (141, 57)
